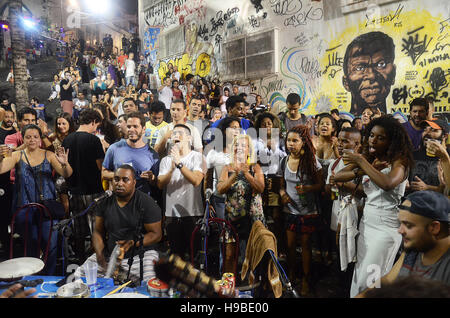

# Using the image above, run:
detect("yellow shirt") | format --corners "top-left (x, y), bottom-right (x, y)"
top-left (144, 121), bottom-right (168, 148)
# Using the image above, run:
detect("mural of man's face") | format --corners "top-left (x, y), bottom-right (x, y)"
top-left (343, 47), bottom-right (396, 115)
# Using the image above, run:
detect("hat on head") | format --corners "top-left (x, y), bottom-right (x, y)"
top-left (424, 119), bottom-right (449, 135)
top-left (139, 89), bottom-right (152, 95)
top-left (400, 191), bottom-right (450, 222)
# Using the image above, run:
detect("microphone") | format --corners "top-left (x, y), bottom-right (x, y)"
top-left (0, 188), bottom-right (4, 196)
top-left (205, 188), bottom-right (213, 201)
top-left (94, 190), bottom-right (113, 203)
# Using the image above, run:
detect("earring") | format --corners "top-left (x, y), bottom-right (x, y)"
top-left (300, 149), bottom-right (305, 155)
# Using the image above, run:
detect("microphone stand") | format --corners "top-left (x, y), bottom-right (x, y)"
top-left (199, 190), bottom-right (212, 272)
top-left (58, 202), bottom-right (96, 272)
top-left (126, 208), bottom-right (145, 286)
top-left (55, 199), bottom-right (98, 274)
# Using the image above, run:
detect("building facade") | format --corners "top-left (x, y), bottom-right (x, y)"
top-left (138, 0), bottom-right (450, 117)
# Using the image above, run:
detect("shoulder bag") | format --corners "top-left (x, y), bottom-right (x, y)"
top-left (22, 151), bottom-right (66, 220)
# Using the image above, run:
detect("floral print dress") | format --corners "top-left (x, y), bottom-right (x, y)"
top-left (225, 167), bottom-right (265, 224)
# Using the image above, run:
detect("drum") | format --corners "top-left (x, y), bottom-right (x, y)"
top-left (147, 277), bottom-right (169, 298)
top-left (103, 292), bottom-right (148, 298)
top-left (56, 281), bottom-right (90, 298)
top-left (0, 257), bottom-right (44, 280)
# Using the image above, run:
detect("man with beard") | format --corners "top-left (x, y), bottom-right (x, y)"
top-left (0, 106), bottom-right (15, 144)
top-left (154, 99), bottom-right (203, 156)
top-left (407, 118), bottom-right (449, 195)
top-left (5, 107), bottom-right (48, 151)
top-left (402, 98), bottom-right (429, 152)
top-left (102, 112), bottom-right (160, 204)
top-left (0, 106), bottom-right (15, 257)
top-left (356, 191), bottom-right (450, 297)
top-left (75, 164), bottom-right (162, 282)
top-left (342, 31), bottom-right (396, 116)
top-left (187, 95), bottom-right (210, 145)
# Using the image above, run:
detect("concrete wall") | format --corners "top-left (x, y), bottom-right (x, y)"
top-left (138, 0), bottom-right (450, 117)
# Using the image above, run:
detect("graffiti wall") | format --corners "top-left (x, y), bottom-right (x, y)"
top-left (143, 26), bottom-right (162, 65)
top-left (138, 0), bottom-right (449, 116)
top-left (316, 1), bottom-right (450, 117)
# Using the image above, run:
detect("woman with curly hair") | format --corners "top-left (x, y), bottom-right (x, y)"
top-left (334, 115), bottom-right (414, 297)
top-left (279, 125), bottom-right (324, 296)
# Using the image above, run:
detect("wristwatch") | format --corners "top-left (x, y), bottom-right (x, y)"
top-left (176, 162), bottom-right (184, 169)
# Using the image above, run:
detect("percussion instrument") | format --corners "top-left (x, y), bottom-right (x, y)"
top-left (105, 244), bottom-right (124, 279)
top-left (56, 280), bottom-right (90, 298)
top-left (0, 257), bottom-right (44, 280)
top-left (147, 277), bottom-right (169, 298)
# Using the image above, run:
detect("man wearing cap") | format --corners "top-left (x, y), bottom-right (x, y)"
top-left (136, 89), bottom-right (151, 112)
top-left (356, 191), bottom-right (450, 297)
top-left (402, 98), bottom-right (429, 152)
top-left (407, 118), bottom-right (449, 195)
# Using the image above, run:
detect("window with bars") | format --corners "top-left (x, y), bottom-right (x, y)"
top-left (223, 28), bottom-right (278, 80)
top-left (158, 26), bottom-right (184, 59)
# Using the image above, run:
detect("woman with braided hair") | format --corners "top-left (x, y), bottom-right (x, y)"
top-left (334, 115), bottom-right (414, 297)
top-left (279, 125), bottom-right (324, 296)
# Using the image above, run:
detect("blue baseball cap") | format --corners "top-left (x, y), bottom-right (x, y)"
top-left (400, 191), bottom-right (450, 222)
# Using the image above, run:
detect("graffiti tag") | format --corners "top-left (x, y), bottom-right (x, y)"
top-left (401, 26), bottom-right (433, 65)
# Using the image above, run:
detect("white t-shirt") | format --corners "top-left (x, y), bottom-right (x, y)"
top-left (206, 150), bottom-right (231, 197)
top-left (159, 86), bottom-right (173, 110)
top-left (156, 122), bottom-right (203, 154)
top-left (220, 96), bottom-right (228, 114)
top-left (173, 71), bottom-right (181, 81)
top-left (326, 157), bottom-right (362, 231)
top-left (159, 151), bottom-right (206, 217)
top-left (73, 98), bottom-right (89, 110)
top-left (255, 138), bottom-right (287, 176)
top-left (125, 59), bottom-right (136, 77)
top-left (327, 157), bottom-right (345, 231)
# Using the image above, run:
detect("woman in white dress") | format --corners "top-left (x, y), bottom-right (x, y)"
top-left (334, 115), bottom-right (414, 297)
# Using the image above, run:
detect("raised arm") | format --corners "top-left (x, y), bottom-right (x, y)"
top-left (344, 151), bottom-right (407, 191)
top-left (0, 149), bottom-right (19, 174)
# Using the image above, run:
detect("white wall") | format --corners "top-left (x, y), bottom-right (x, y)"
top-left (139, 0), bottom-right (450, 116)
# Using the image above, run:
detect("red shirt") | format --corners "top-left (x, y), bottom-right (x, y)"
top-left (118, 55), bottom-right (128, 68)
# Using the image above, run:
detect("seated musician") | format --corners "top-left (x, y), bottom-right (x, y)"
top-left (75, 164), bottom-right (162, 283)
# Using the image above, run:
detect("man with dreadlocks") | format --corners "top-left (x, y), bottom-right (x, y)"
top-left (334, 115), bottom-right (414, 298)
top-left (279, 125), bottom-right (324, 296)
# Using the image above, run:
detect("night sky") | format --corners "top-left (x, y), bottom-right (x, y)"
top-left (117, 0), bottom-right (138, 15)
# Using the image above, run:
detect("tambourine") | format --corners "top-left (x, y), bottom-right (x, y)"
top-left (0, 257), bottom-right (44, 280)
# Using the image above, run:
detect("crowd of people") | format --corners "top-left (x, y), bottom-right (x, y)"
top-left (0, 40), bottom-right (448, 299)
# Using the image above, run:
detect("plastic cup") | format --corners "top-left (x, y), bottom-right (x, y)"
top-left (1, 145), bottom-right (8, 158)
top-left (84, 262), bottom-right (98, 288)
top-left (425, 140), bottom-right (436, 157)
